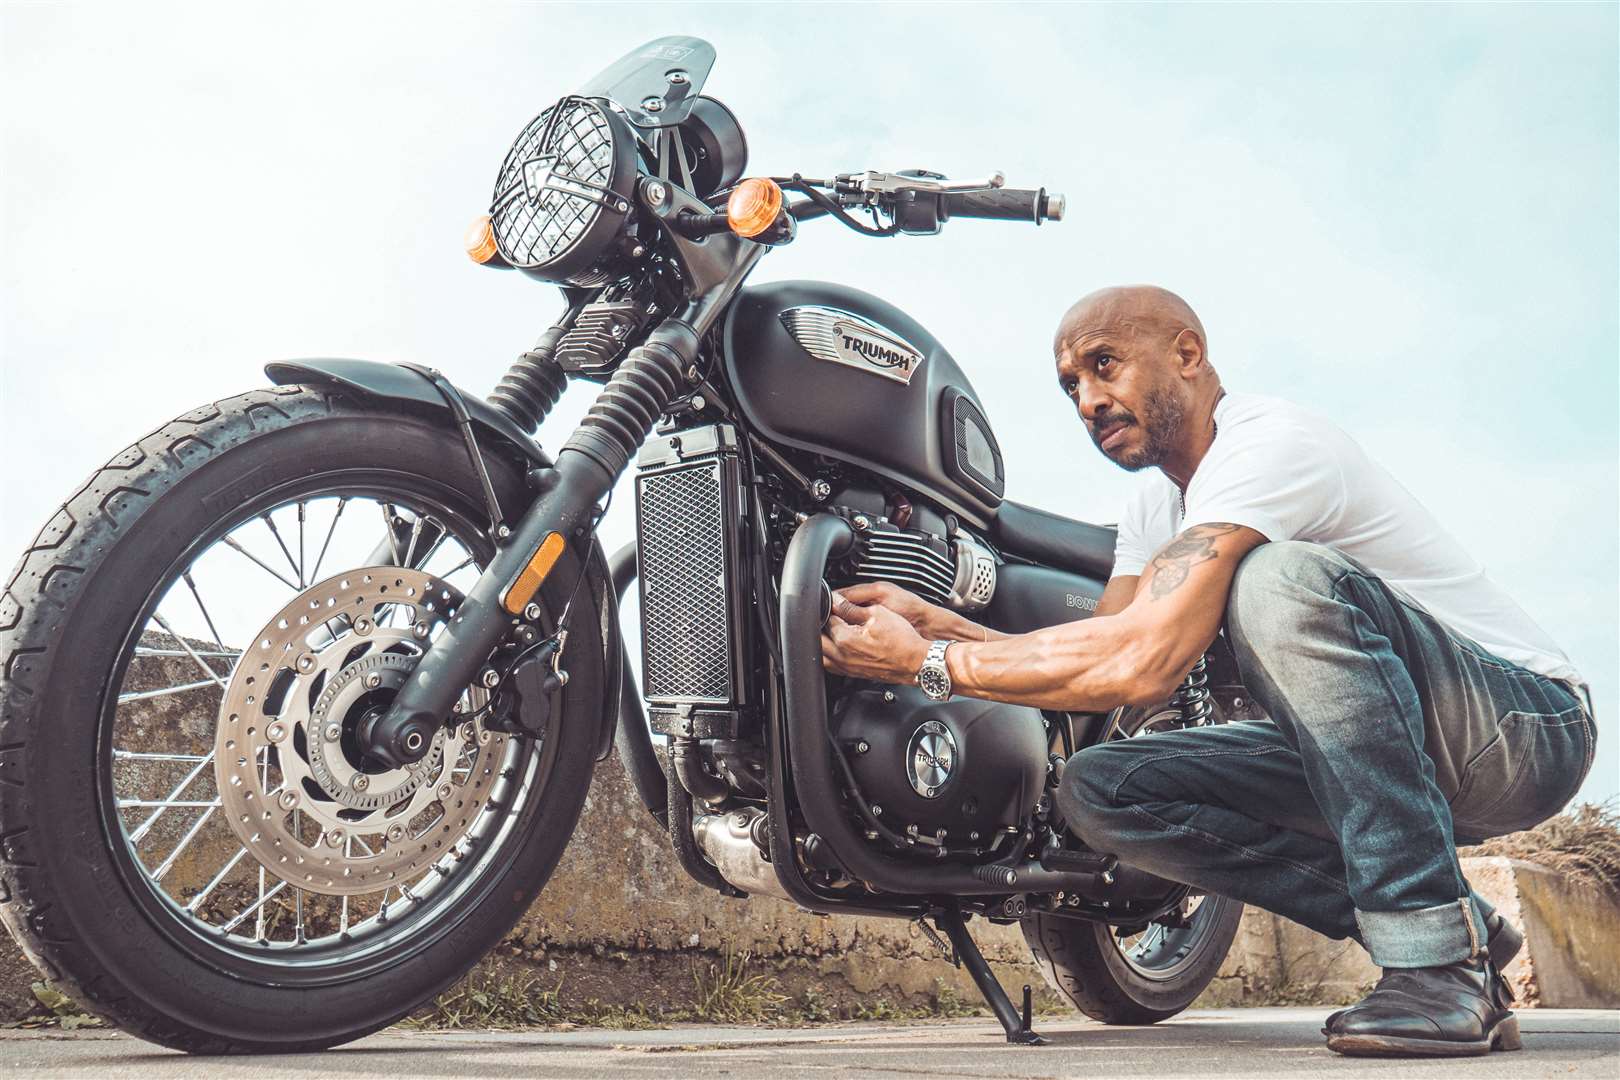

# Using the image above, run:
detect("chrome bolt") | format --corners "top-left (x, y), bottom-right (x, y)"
top-left (364, 672), bottom-right (382, 690)
top-left (882, 690), bottom-right (896, 703)
top-left (296, 654), bottom-right (316, 673)
top-left (852, 514), bottom-right (870, 531)
top-left (353, 616), bottom-right (373, 636)
top-left (855, 739), bottom-right (870, 754)
top-left (324, 724), bottom-right (342, 742)
top-left (523, 602), bottom-right (542, 622)
top-left (452, 700), bottom-right (465, 715)
top-left (610, 323), bottom-right (628, 339)
top-left (666, 70), bottom-right (689, 85)
top-left (480, 668), bottom-right (500, 689)
top-left (412, 621), bottom-right (429, 639)
top-left (685, 364), bottom-right (701, 382)
top-left (641, 95), bottom-right (665, 113)
top-left (646, 181), bottom-right (667, 205)
top-left (437, 783), bottom-right (454, 802)
top-left (495, 524), bottom-right (512, 540)
top-left (1101, 868), bottom-right (1116, 885)
top-left (403, 731), bottom-right (425, 754)
top-left (265, 722), bottom-right (287, 743)
top-left (871, 804), bottom-right (883, 817)
top-left (1003, 869), bottom-right (1017, 886)
top-left (352, 775), bottom-right (370, 792)
top-left (810, 478), bottom-right (832, 501)
top-left (969, 831), bottom-right (981, 841)
top-left (691, 394), bottom-right (707, 411)
top-left (385, 823), bottom-right (405, 843)
top-left (630, 244), bottom-right (646, 258)
top-left (325, 829), bottom-right (345, 848)
top-left (277, 790), bottom-right (298, 810)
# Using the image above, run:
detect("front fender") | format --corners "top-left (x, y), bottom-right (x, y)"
top-left (266, 357), bottom-right (623, 761)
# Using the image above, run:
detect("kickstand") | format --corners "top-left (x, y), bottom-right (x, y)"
top-left (934, 906), bottom-right (1048, 1046)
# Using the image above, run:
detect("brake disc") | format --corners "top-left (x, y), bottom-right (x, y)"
top-left (214, 568), bottom-right (510, 895)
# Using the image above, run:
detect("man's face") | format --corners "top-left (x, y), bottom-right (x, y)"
top-left (1054, 322), bottom-right (1187, 472)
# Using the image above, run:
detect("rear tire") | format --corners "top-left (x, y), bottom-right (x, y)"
top-left (0, 386), bottom-right (602, 1052)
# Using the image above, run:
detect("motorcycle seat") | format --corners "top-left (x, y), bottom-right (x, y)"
top-left (991, 500), bottom-right (1117, 581)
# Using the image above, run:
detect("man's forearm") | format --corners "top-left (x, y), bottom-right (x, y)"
top-left (943, 612), bottom-right (1170, 711)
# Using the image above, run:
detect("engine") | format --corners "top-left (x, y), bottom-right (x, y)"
top-left (832, 684), bottom-right (1049, 853)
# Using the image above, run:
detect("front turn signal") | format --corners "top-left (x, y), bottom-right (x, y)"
top-left (464, 214), bottom-right (500, 264)
top-left (726, 177), bottom-right (784, 239)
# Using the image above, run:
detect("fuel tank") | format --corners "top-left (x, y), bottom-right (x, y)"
top-left (722, 280), bottom-right (1005, 528)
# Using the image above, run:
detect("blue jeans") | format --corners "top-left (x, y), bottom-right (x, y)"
top-left (1057, 541), bottom-right (1596, 968)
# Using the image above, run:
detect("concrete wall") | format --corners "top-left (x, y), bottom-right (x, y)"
top-left (1, 735), bottom-right (1615, 1021)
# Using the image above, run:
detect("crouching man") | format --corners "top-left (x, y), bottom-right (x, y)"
top-left (819, 285), bottom-right (1594, 1057)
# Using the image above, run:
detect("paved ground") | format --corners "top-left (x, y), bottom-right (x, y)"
top-left (0, 1008), bottom-right (1614, 1078)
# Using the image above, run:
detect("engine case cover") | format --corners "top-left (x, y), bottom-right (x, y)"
top-left (832, 684), bottom-right (1047, 842)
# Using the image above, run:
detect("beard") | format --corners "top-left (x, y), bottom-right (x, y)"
top-left (1091, 384), bottom-right (1186, 472)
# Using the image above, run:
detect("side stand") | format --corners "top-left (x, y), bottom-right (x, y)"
top-left (934, 906), bottom-right (1047, 1046)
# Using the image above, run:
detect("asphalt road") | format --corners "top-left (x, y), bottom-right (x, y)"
top-left (1, 1008), bottom-right (1614, 1078)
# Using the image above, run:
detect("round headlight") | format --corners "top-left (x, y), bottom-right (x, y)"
top-left (489, 96), bottom-right (638, 285)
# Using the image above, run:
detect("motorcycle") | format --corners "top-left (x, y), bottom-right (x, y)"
top-left (0, 35), bottom-right (1256, 1051)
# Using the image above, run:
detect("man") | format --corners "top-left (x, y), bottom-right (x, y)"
top-left (819, 285), bottom-right (1594, 1058)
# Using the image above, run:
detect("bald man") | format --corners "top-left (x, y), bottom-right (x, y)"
top-left (820, 285), bottom-right (1592, 1058)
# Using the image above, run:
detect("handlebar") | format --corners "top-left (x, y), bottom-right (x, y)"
top-left (941, 187), bottom-right (1064, 224)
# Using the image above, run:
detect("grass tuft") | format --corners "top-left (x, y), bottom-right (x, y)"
top-left (1462, 800), bottom-right (1620, 894)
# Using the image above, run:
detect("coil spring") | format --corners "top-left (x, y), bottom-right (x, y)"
top-left (562, 330), bottom-right (693, 477)
top-left (1170, 654), bottom-right (1215, 726)
top-left (487, 329), bottom-right (570, 434)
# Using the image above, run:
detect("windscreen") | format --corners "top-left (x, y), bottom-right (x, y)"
top-left (579, 35), bottom-right (716, 129)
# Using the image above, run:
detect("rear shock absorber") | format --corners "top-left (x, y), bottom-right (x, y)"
top-left (486, 325), bottom-right (572, 435)
top-left (1170, 655), bottom-right (1215, 726)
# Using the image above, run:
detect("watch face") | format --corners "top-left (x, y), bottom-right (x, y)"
top-left (918, 665), bottom-right (950, 700)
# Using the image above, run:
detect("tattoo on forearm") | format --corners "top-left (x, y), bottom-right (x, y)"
top-left (1147, 523), bottom-right (1242, 599)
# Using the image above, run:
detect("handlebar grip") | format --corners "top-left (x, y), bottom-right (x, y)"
top-left (941, 187), bottom-right (1064, 224)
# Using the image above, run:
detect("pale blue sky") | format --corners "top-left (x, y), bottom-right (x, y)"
top-left (2, 2), bottom-right (1615, 802)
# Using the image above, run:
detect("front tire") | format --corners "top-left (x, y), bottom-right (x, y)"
top-left (0, 386), bottom-right (601, 1052)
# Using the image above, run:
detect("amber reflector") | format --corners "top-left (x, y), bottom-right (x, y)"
top-left (726, 178), bottom-right (783, 239)
top-left (464, 214), bottom-right (499, 264)
top-left (502, 531), bottom-right (566, 615)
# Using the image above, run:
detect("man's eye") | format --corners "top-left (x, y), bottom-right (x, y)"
top-left (1096, 355), bottom-right (1115, 372)
top-left (1059, 379), bottom-right (1077, 397)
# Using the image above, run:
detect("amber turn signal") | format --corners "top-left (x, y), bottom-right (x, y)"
top-left (726, 177), bottom-right (784, 239)
top-left (464, 214), bottom-right (499, 264)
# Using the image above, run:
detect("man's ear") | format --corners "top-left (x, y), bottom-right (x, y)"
top-left (1173, 328), bottom-right (1206, 379)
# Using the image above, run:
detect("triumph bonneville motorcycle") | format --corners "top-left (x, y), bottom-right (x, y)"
top-left (0, 36), bottom-right (1259, 1051)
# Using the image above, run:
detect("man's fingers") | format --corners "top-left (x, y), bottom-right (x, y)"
top-left (829, 594), bottom-right (871, 625)
top-left (837, 582), bottom-right (892, 604)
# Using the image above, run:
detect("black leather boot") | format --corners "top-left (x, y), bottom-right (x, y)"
top-left (1324, 955), bottom-right (1520, 1057)
top-left (1323, 911), bottom-right (1523, 1030)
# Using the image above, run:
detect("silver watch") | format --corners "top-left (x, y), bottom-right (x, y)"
top-left (917, 639), bottom-right (954, 701)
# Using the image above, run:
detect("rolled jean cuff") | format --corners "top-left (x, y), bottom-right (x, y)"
top-left (1355, 898), bottom-right (1486, 968)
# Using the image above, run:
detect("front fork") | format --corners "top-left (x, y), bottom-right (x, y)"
top-left (362, 316), bottom-right (703, 767)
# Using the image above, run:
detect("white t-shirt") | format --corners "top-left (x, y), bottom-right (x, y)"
top-left (1113, 392), bottom-right (1585, 692)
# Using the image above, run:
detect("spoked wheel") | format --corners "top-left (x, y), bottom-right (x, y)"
top-left (1022, 700), bottom-right (1245, 1025)
top-left (0, 388), bottom-right (603, 1051)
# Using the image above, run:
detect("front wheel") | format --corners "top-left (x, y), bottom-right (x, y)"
top-left (0, 386), bottom-right (602, 1052)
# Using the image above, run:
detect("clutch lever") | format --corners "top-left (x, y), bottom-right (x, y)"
top-left (835, 169), bottom-right (1007, 202)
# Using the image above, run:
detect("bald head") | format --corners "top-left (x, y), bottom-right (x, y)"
top-left (1053, 285), bottom-right (1206, 361)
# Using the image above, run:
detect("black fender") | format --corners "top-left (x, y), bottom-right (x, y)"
top-left (265, 357), bottom-right (623, 761)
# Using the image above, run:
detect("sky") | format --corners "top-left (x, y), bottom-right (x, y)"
top-left (2, 2), bottom-right (1615, 803)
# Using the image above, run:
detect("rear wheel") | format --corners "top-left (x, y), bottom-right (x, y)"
top-left (0, 387), bottom-right (602, 1052)
top-left (1021, 702), bottom-right (1244, 1024)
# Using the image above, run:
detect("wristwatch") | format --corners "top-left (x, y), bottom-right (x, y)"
top-left (917, 639), bottom-right (954, 701)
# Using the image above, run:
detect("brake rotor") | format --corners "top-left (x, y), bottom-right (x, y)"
top-left (214, 568), bottom-right (510, 895)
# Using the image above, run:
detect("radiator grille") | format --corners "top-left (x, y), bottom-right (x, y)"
top-left (637, 462), bottom-right (733, 702)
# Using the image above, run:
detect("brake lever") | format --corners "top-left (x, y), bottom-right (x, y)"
top-left (838, 169), bottom-right (1007, 200)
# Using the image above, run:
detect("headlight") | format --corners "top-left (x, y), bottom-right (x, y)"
top-left (489, 96), bottom-right (637, 285)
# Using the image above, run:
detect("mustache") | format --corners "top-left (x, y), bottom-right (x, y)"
top-left (1088, 412), bottom-right (1137, 445)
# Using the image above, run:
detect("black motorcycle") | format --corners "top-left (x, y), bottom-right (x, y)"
top-left (0, 36), bottom-right (1254, 1051)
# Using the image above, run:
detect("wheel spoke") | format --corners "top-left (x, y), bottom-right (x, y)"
top-left (152, 803), bottom-right (218, 881)
top-left (221, 536), bottom-right (299, 591)
top-left (309, 496), bottom-right (349, 584)
top-left (380, 503), bottom-right (404, 565)
top-left (187, 846), bottom-right (250, 913)
top-left (261, 512), bottom-right (303, 587)
top-left (118, 678), bottom-right (220, 704)
top-left (127, 750), bottom-right (215, 843)
top-left (150, 613), bottom-right (230, 688)
top-left (114, 750), bottom-right (211, 762)
top-left (134, 647), bottom-right (240, 660)
top-left (182, 570), bottom-right (229, 652)
top-left (296, 501), bottom-right (307, 589)
top-left (223, 879), bottom-right (287, 936)
top-left (403, 513), bottom-right (425, 570)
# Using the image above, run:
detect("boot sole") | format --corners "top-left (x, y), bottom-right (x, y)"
top-left (1326, 1014), bottom-right (1522, 1057)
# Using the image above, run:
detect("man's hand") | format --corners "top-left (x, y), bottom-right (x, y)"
top-left (820, 593), bottom-right (931, 684)
top-left (834, 581), bottom-right (950, 639)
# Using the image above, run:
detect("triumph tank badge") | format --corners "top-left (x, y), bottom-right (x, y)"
top-left (780, 306), bottom-right (925, 385)
top-left (907, 719), bottom-right (957, 799)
